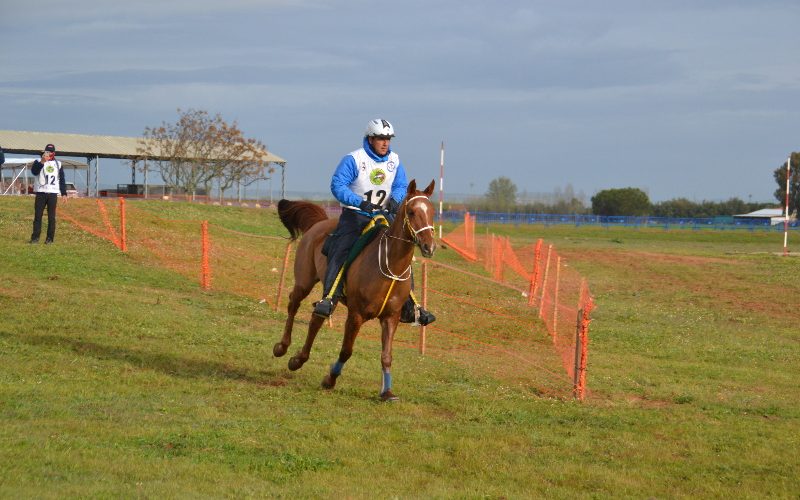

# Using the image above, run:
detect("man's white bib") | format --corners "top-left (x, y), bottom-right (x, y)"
top-left (35, 160), bottom-right (62, 194)
top-left (344, 148), bottom-right (399, 208)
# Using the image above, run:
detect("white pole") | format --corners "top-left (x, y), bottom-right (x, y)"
top-left (95, 155), bottom-right (100, 198)
top-left (784, 155), bottom-right (791, 256)
top-left (438, 141), bottom-right (444, 239)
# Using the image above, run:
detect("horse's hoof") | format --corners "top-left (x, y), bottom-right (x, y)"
top-left (273, 342), bottom-right (288, 357)
top-left (321, 374), bottom-right (337, 390)
top-left (288, 356), bottom-right (305, 371)
top-left (380, 390), bottom-right (399, 402)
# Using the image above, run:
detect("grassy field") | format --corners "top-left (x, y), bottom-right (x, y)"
top-left (1, 195), bottom-right (798, 498)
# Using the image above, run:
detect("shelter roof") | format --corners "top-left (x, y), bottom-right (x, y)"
top-left (0, 129), bottom-right (286, 164)
top-left (734, 208), bottom-right (784, 218)
top-left (2, 157), bottom-right (89, 169)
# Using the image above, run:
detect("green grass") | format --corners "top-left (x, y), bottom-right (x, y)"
top-left (1, 196), bottom-right (798, 498)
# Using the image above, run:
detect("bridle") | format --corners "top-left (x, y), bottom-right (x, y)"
top-left (378, 194), bottom-right (434, 281)
top-left (398, 195), bottom-right (435, 245)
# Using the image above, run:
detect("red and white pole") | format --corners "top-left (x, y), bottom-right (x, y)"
top-left (784, 156), bottom-right (791, 256)
top-left (438, 141), bottom-right (445, 239)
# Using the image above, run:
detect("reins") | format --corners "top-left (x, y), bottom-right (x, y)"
top-left (376, 194), bottom-right (434, 316)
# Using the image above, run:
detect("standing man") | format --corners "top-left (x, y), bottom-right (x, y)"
top-left (312, 118), bottom-right (435, 325)
top-left (30, 144), bottom-right (67, 244)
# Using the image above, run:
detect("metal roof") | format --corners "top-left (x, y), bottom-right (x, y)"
top-left (1, 157), bottom-right (89, 169)
top-left (734, 209), bottom-right (784, 218)
top-left (0, 129), bottom-right (286, 164)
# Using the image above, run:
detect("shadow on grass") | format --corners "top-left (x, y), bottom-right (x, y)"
top-left (2, 331), bottom-right (293, 387)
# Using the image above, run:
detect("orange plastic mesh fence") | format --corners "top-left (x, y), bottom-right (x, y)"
top-left (61, 198), bottom-right (123, 249)
top-left (62, 201), bottom-right (593, 399)
top-left (62, 199), bottom-right (291, 305)
top-left (441, 214), bottom-right (595, 399)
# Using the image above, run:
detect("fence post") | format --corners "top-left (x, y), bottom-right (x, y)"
top-left (201, 221), bottom-right (211, 290)
top-left (538, 244), bottom-right (553, 316)
top-left (552, 255), bottom-right (561, 343)
top-left (119, 197), bottom-right (127, 252)
top-left (420, 260), bottom-right (428, 355)
top-left (528, 238), bottom-right (543, 306)
top-left (275, 241), bottom-right (293, 311)
top-left (573, 307), bottom-right (583, 399)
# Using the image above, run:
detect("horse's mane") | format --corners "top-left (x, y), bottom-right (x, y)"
top-left (277, 199), bottom-right (329, 240)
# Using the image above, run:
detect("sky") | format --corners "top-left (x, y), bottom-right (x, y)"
top-left (2, 0), bottom-right (799, 203)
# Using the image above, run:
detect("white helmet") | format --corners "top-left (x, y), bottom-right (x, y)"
top-left (365, 118), bottom-right (395, 138)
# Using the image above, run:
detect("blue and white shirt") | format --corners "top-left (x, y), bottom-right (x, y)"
top-left (330, 137), bottom-right (409, 210)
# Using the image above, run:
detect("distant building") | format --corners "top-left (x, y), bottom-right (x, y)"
top-left (733, 208), bottom-right (788, 226)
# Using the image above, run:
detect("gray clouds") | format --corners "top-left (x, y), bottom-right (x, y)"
top-left (2, 0), bottom-right (798, 201)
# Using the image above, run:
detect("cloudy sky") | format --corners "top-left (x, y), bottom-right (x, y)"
top-left (2, 0), bottom-right (798, 202)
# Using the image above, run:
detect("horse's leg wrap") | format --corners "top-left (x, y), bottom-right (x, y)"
top-left (322, 360), bottom-right (345, 390)
top-left (381, 368), bottom-right (392, 394)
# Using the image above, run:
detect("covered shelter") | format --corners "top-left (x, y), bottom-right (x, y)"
top-left (0, 129), bottom-right (288, 198)
top-left (733, 208), bottom-right (787, 226)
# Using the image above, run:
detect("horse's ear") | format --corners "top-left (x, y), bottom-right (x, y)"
top-left (423, 179), bottom-right (435, 197)
top-left (407, 179), bottom-right (417, 194)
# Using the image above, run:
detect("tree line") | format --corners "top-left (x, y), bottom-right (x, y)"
top-left (467, 166), bottom-right (798, 218)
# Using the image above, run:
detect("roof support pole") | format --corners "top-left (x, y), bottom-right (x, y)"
top-left (85, 156), bottom-right (92, 197)
top-left (281, 163), bottom-right (286, 200)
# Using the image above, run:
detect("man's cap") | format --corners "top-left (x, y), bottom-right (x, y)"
top-left (44, 144), bottom-right (56, 152)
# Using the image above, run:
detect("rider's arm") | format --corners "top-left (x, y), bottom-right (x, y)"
top-left (330, 154), bottom-right (363, 208)
top-left (389, 162), bottom-right (409, 204)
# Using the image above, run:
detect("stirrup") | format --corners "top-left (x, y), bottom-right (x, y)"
top-left (313, 298), bottom-right (335, 318)
top-left (400, 302), bottom-right (436, 326)
top-left (416, 307), bottom-right (436, 326)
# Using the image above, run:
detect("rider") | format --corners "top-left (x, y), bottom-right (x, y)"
top-left (312, 118), bottom-right (436, 326)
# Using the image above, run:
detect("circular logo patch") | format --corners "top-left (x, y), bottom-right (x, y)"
top-left (370, 168), bottom-right (386, 185)
top-left (45, 165), bottom-right (55, 174)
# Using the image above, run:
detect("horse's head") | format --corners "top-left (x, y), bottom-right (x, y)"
top-left (401, 179), bottom-right (437, 258)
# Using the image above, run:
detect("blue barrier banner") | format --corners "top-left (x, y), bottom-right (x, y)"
top-left (440, 211), bottom-right (798, 231)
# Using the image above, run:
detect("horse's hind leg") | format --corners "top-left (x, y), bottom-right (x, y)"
top-left (288, 314), bottom-right (326, 371)
top-left (321, 312), bottom-right (363, 389)
top-left (274, 283), bottom-right (314, 358)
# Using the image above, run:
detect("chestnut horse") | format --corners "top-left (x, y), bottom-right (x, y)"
top-left (273, 179), bottom-right (436, 401)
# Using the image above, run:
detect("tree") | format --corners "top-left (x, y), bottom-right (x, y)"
top-left (773, 152), bottom-right (800, 217)
top-left (485, 177), bottom-right (518, 212)
top-left (138, 109), bottom-right (271, 198)
top-left (591, 187), bottom-right (651, 216)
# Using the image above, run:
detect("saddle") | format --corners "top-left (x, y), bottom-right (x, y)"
top-left (323, 214), bottom-right (390, 296)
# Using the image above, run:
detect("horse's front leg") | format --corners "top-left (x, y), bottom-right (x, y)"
top-left (379, 315), bottom-right (401, 402)
top-left (321, 311), bottom-right (363, 390)
top-left (288, 313), bottom-right (326, 371)
top-left (274, 284), bottom-right (312, 358)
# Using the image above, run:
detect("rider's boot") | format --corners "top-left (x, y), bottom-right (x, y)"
top-left (313, 255), bottom-right (343, 319)
top-left (399, 297), bottom-right (436, 326)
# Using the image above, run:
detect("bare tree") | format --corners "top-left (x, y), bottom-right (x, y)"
top-left (138, 109), bottom-right (271, 199)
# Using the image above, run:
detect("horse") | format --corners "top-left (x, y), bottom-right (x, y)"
top-left (273, 179), bottom-right (436, 401)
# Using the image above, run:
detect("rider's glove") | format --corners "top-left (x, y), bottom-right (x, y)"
top-left (386, 198), bottom-right (400, 215)
top-left (359, 200), bottom-right (382, 213)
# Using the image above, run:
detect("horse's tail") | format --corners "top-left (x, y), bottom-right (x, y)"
top-left (277, 199), bottom-right (329, 240)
